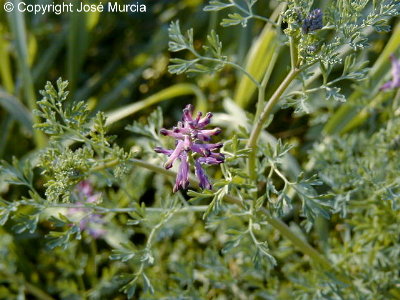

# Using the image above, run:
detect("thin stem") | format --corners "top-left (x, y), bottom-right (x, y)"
top-left (252, 15), bottom-right (279, 26)
top-left (248, 218), bottom-right (259, 245)
top-left (145, 210), bottom-right (175, 249)
top-left (41, 202), bottom-right (208, 214)
top-left (224, 61), bottom-right (261, 88)
top-left (91, 159), bottom-right (120, 172)
top-left (255, 48), bottom-right (280, 121)
top-left (225, 198), bottom-right (343, 281)
top-left (231, 0), bottom-right (252, 16)
top-left (247, 68), bottom-right (301, 180)
top-left (230, 0), bottom-right (279, 27)
top-left (24, 282), bottom-right (55, 300)
top-left (126, 208), bottom-right (177, 286)
top-left (289, 37), bottom-right (298, 70)
top-left (255, 3), bottom-right (285, 122)
top-left (260, 208), bottom-right (329, 267)
top-left (188, 43), bottom-right (260, 88)
top-left (200, 56), bottom-right (261, 88)
top-left (248, 68), bottom-right (300, 148)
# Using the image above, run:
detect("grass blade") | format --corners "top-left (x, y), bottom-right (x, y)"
top-left (0, 25), bottom-right (14, 93)
top-left (105, 83), bottom-right (207, 126)
top-left (67, 11), bottom-right (90, 97)
top-left (233, 4), bottom-right (284, 108)
top-left (323, 23), bottom-right (400, 135)
top-left (0, 90), bottom-right (33, 133)
top-left (7, 1), bottom-right (45, 147)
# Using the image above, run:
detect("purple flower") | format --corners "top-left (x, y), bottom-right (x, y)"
top-left (155, 104), bottom-right (224, 192)
top-left (174, 152), bottom-right (189, 192)
top-left (76, 180), bottom-right (101, 203)
top-left (302, 9), bottom-right (323, 34)
top-left (380, 55), bottom-right (400, 91)
top-left (195, 159), bottom-right (212, 190)
top-left (67, 180), bottom-right (106, 239)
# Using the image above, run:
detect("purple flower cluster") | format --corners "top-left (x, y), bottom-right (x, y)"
top-left (302, 9), bottom-right (323, 34)
top-left (155, 104), bottom-right (224, 192)
top-left (380, 55), bottom-right (400, 91)
top-left (67, 180), bottom-right (106, 239)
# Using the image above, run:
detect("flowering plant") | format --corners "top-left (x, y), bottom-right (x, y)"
top-left (155, 104), bottom-right (224, 191)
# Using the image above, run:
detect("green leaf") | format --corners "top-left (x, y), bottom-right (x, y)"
top-left (204, 0), bottom-right (234, 11)
top-left (373, 20), bottom-right (391, 32)
top-left (46, 224), bottom-right (81, 250)
top-left (48, 214), bottom-right (71, 227)
top-left (325, 87), bottom-right (346, 102)
top-left (168, 21), bottom-right (194, 53)
top-left (142, 273), bottom-right (154, 294)
top-left (110, 248), bottom-right (136, 262)
top-left (12, 213), bottom-right (40, 234)
top-left (168, 58), bottom-right (202, 75)
top-left (0, 200), bottom-right (18, 226)
top-left (0, 91), bottom-right (32, 133)
top-left (204, 30), bottom-right (224, 59)
top-left (221, 13), bottom-right (247, 27)
top-left (221, 238), bottom-right (241, 254)
top-left (0, 157), bottom-right (34, 187)
top-left (187, 190), bottom-right (214, 202)
top-left (125, 107), bottom-right (163, 141)
top-left (256, 242), bottom-right (277, 266)
top-left (123, 280), bottom-right (136, 299)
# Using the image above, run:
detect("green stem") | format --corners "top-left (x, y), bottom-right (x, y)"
top-left (145, 211), bottom-right (174, 249)
top-left (200, 56), bottom-right (261, 88)
top-left (254, 3), bottom-right (285, 122)
top-left (91, 159), bottom-right (120, 172)
top-left (255, 48), bottom-right (280, 121)
top-left (261, 208), bottom-right (329, 267)
top-left (247, 68), bottom-right (301, 180)
top-left (24, 282), bottom-right (55, 300)
top-left (188, 44), bottom-right (260, 88)
top-left (41, 202), bottom-right (208, 214)
top-left (288, 19), bottom-right (298, 72)
top-left (289, 36), bottom-right (298, 70)
top-left (252, 15), bottom-right (279, 26)
top-left (230, 1), bottom-right (279, 27)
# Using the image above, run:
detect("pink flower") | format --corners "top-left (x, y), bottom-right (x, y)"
top-left (155, 105), bottom-right (224, 192)
top-left (67, 180), bottom-right (105, 239)
top-left (380, 55), bottom-right (400, 91)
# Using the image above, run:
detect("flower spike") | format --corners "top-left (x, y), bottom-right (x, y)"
top-left (155, 105), bottom-right (224, 192)
top-left (302, 9), bottom-right (323, 34)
